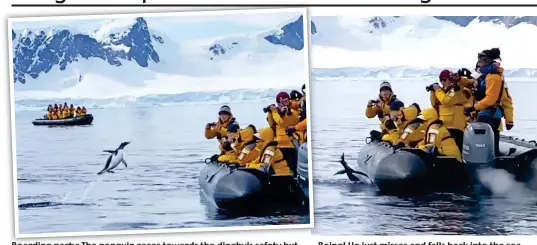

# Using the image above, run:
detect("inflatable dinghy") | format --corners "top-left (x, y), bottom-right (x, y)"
top-left (337, 122), bottom-right (537, 194)
top-left (32, 114), bottom-right (94, 126)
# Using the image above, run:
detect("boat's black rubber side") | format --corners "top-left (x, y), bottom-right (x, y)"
top-left (32, 114), bottom-right (94, 126)
top-left (296, 142), bottom-right (309, 200)
top-left (199, 160), bottom-right (302, 211)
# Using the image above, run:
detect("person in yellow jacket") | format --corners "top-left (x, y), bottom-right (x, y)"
top-left (381, 101), bottom-right (419, 144)
top-left (427, 69), bottom-right (471, 152)
top-left (246, 141), bottom-right (293, 176)
top-left (289, 90), bottom-right (303, 111)
top-left (395, 107), bottom-right (439, 148)
top-left (52, 109), bottom-right (59, 120)
top-left (62, 108), bottom-right (70, 119)
top-left (417, 119), bottom-right (463, 162)
top-left (69, 104), bottom-right (76, 117)
top-left (464, 48), bottom-right (507, 157)
top-left (286, 118), bottom-right (307, 145)
top-left (457, 60), bottom-right (515, 132)
top-left (240, 127), bottom-right (275, 166)
top-left (269, 92), bottom-right (300, 175)
top-left (366, 81), bottom-right (404, 134)
top-left (46, 109), bottom-right (54, 120)
top-left (218, 124), bottom-right (257, 166)
top-left (205, 105), bottom-right (240, 152)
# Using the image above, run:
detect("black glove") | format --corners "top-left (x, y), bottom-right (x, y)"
top-left (385, 119), bottom-right (397, 130)
top-left (210, 154), bottom-right (219, 162)
top-left (206, 122), bottom-right (216, 128)
top-left (464, 106), bottom-right (475, 116)
top-left (369, 130), bottom-right (382, 141)
top-left (286, 128), bottom-right (297, 136)
top-left (222, 141), bottom-right (233, 152)
top-left (506, 123), bottom-right (514, 130)
top-left (458, 68), bottom-right (472, 77)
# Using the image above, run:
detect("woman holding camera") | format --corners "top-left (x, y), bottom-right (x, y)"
top-left (428, 70), bottom-right (471, 152)
top-left (268, 92), bottom-right (300, 175)
top-left (204, 105), bottom-right (240, 153)
top-left (365, 81), bottom-right (403, 134)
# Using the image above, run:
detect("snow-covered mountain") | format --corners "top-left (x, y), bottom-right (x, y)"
top-left (11, 15), bottom-right (310, 97)
top-left (310, 16), bottom-right (537, 77)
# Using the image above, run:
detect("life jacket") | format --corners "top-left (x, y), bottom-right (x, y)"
top-left (474, 64), bottom-right (504, 119)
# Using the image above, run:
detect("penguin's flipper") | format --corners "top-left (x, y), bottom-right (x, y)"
top-left (103, 150), bottom-right (117, 154)
top-left (121, 159), bottom-right (128, 168)
top-left (97, 155), bottom-right (113, 175)
top-left (107, 170), bottom-right (115, 174)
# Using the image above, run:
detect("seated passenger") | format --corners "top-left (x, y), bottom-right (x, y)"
top-left (218, 124), bottom-right (257, 166)
top-left (81, 106), bottom-right (87, 115)
top-left (51, 109), bottom-right (59, 120)
top-left (62, 108), bottom-right (70, 119)
top-left (76, 106), bottom-right (82, 116)
top-left (239, 127), bottom-right (275, 167)
top-left (417, 119), bottom-right (462, 162)
top-left (46, 110), bottom-right (53, 120)
top-left (69, 104), bottom-right (76, 117)
top-left (395, 107), bottom-right (438, 148)
top-left (380, 101), bottom-right (414, 144)
top-left (246, 130), bottom-right (292, 177)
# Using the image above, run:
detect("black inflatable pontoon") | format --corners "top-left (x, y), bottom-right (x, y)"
top-left (199, 160), bottom-right (304, 211)
top-left (296, 142), bottom-right (309, 200)
top-left (337, 122), bottom-right (537, 194)
top-left (32, 114), bottom-right (94, 126)
top-left (199, 139), bottom-right (310, 211)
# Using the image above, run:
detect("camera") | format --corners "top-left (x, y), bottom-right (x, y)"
top-left (263, 104), bottom-right (275, 113)
top-left (425, 84), bottom-right (435, 92)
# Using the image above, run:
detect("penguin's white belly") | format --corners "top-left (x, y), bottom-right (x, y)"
top-left (109, 151), bottom-right (124, 169)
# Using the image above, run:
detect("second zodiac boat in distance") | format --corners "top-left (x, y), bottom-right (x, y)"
top-left (32, 114), bottom-right (94, 126)
top-left (337, 121), bottom-right (537, 195)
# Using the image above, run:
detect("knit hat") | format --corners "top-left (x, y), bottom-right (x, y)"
top-left (219, 105), bottom-right (231, 115)
top-left (276, 92), bottom-right (290, 103)
top-left (379, 81), bottom-right (392, 92)
top-left (389, 101), bottom-right (405, 111)
top-left (439, 69), bottom-right (452, 81)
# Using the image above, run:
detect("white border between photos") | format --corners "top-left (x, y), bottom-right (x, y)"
top-left (8, 7), bottom-right (315, 239)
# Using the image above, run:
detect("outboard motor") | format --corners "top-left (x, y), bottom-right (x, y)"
top-left (462, 122), bottom-right (497, 192)
top-left (462, 122), bottom-right (496, 168)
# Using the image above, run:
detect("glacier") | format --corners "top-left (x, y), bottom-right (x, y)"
top-left (310, 15), bottom-right (537, 78)
top-left (11, 13), bottom-right (313, 109)
top-left (14, 88), bottom-right (297, 112)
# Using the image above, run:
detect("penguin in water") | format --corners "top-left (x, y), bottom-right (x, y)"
top-left (97, 141), bottom-right (131, 175)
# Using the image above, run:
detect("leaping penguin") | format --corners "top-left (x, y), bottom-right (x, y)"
top-left (334, 153), bottom-right (371, 183)
top-left (97, 141), bottom-right (131, 175)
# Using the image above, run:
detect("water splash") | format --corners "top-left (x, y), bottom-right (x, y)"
top-left (79, 178), bottom-right (101, 202)
top-left (477, 168), bottom-right (535, 204)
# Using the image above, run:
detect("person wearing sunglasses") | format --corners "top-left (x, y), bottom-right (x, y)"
top-left (426, 69), bottom-right (471, 153)
top-left (267, 92), bottom-right (300, 176)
